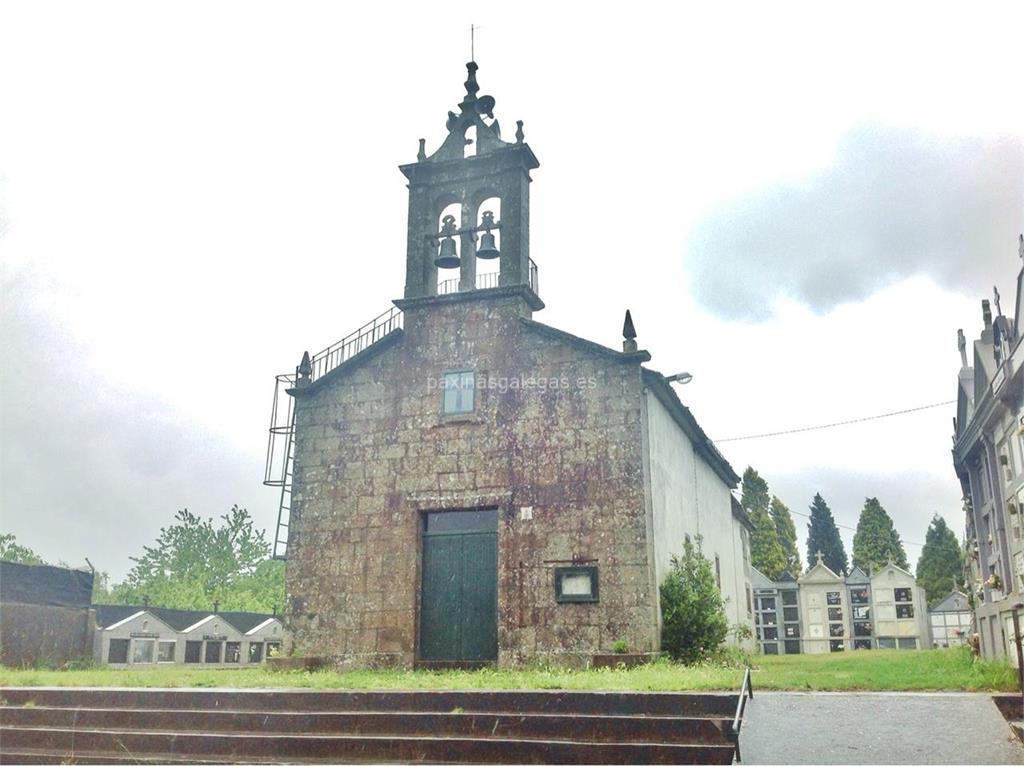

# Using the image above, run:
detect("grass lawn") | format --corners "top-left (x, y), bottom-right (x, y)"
top-left (0, 648), bottom-right (1015, 692)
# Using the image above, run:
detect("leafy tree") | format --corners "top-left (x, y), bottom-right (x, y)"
top-left (806, 493), bottom-right (849, 575)
top-left (916, 515), bottom-right (965, 606)
top-left (741, 467), bottom-right (787, 579)
top-left (0, 533), bottom-right (45, 565)
top-left (852, 497), bottom-right (909, 572)
top-left (660, 535), bottom-right (729, 664)
top-left (770, 496), bottom-right (801, 575)
top-left (112, 506), bottom-right (285, 613)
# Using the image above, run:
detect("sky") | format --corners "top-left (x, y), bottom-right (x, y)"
top-left (1, 2), bottom-right (1023, 581)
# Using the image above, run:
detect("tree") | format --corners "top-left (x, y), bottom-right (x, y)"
top-left (806, 493), bottom-right (849, 575)
top-left (852, 497), bottom-right (909, 572)
top-left (741, 467), bottom-right (787, 579)
top-left (916, 515), bottom-right (965, 606)
top-left (0, 533), bottom-right (45, 565)
top-left (660, 535), bottom-right (729, 664)
top-left (112, 505), bottom-right (285, 613)
top-left (770, 496), bottom-right (802, 575)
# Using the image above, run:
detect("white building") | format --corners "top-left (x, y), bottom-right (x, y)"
top-left (94, 605), bottom-right (286, 666)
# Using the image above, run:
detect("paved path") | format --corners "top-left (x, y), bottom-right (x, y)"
top-left (740, 692), bottom-right (1024, 765)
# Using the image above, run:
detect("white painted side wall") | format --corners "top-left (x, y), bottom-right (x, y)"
top-left (644, 392), bottom-right (754, 647)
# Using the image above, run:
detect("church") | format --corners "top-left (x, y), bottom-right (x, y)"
top-left (266, 61), bottom-right (755, 668)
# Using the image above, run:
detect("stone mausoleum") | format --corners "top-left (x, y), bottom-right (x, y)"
top-left (267, 61), bottom-right (754, 668)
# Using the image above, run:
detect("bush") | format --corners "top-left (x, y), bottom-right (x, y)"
top-left (660, 535), bottom-right (729, 664)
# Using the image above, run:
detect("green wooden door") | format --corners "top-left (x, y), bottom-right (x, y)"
top-left (420, 510), bottom-right (498, 662)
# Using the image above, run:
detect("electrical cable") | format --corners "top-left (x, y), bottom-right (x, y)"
top-left (717, 400), bottom-right (956, 443)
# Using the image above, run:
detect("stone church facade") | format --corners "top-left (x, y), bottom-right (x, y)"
top-left (275, 62), bottom-right (754, 668)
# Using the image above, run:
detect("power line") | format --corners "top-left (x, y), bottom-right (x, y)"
top-left (717, 400), bottom-right (956, 443)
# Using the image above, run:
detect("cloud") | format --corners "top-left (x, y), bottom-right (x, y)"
top-left (685, 126), bottom-right (1024, 320)
top-left (0, 268), bottom-right (275, 580)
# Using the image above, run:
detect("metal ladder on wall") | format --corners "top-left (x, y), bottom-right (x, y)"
top-left (263, 306), bottom-right (404, 560)
top-left (264, 373), bottom-right (297, 560)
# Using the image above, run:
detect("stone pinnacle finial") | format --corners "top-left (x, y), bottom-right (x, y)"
top-left (296, 351), bottom-right (312, 387)
top-left (515, 120), bottom-right (524, 144)
top-left (417, 139), bottom-right (426, 162)
top-left (957, 329), bottom-right (968, 368)
top-left (1019, 233), bottom-right (1024, 262)
top-left (464, 61), bottom-right (480, 101)
top-left (622, 310), bottom-right (637, 353)
top-left (982, 299), bottom-right (992, 329)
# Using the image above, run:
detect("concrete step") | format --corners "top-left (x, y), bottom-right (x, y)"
top-left (0, 725), bottom-right (737, 764)
top-left (0, 687), bottom-right (740, 717)
top-left (0, 705), bottom-right (731, 744)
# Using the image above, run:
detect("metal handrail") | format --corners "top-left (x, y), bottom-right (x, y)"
top-left (305, 306), bottom-right (404, 384)
top-left (436, 261), bottom-right (540, 297)
top-left (729, 666), bottom-right (753, 762)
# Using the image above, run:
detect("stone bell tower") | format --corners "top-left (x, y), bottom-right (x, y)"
top-left (399, 61), bottom-right (540, 302)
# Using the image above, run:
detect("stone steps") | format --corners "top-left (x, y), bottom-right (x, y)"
top-left (0, 687), bottom-right (744, 764)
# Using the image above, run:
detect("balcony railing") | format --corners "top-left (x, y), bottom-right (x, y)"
top-left (304, 306), bottom-right (404, 384)
top-left (437, 258), bottom-right (539, 297)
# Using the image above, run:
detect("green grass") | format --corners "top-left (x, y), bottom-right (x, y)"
top-left (0, 649), bottom-right (1015, 692)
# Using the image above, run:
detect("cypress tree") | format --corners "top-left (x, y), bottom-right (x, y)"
top-left (852, 497), bottom-right (909, 572)
top-left (806, 493), bottom-right (849, 575)
top-left (915, 515), bottom-right (965, 606)
top-left (741, 467), bottom-right (787, 579)
top-left (770, 496), bottom-right (802, 575)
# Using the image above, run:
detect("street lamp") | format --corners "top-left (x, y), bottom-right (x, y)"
top-left (665, 372), bottom-right (693, 385)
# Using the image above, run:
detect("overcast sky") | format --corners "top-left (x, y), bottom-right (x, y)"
top-left (2, 2), bottom-right (1022, 580)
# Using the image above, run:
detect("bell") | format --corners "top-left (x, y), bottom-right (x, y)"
top-left (476, 230), bottom-right (499, 259)
top-left (435, 237), bottom-right (460, 269)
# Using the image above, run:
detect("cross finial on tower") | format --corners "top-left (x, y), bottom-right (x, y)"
top-left (815, 550), bottom-right (824, 565)
top-left (1018, 233), bottom-right (1023, 262)
top-left (469, 24), bottom-right (479, 62)
top-left (994, 286), bottom-right (1003, 317)
top-left (957, 329), bottom-right (967, 368)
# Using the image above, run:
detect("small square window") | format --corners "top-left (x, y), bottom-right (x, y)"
top-left (108, 639), bottom-right (129, 664)
top-left (157, 641), bottom-right (176, 663)
top-left (781, 591), bottom-right (798, 606)
top-left (894, 588), bottom-right (912, 603)
top-left (826, 591), bottom-right (842, 605)
top-left (896, 604), bottom-right (914, 619)
top-left (784, 640), bottom-right (801, 654)
top-left (132, 639), bottom-right (155, 664)
top-left (763, 642), bottom-right (779, 654)
top-left (828, 607), bottom-right (843, 622)
top-left (184, 641), bottom-right (202, 663)
top-left (442, 371), bottom-right (475, 414)
top-left (554, 566), bottom-right (599, 603)
top-left (204, 641), bottom-right (223, 663)
top-left (829, 623), bottom-right (845, 637)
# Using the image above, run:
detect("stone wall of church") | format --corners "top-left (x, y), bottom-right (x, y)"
top-left (284, 292), bottom-right (658, 668)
